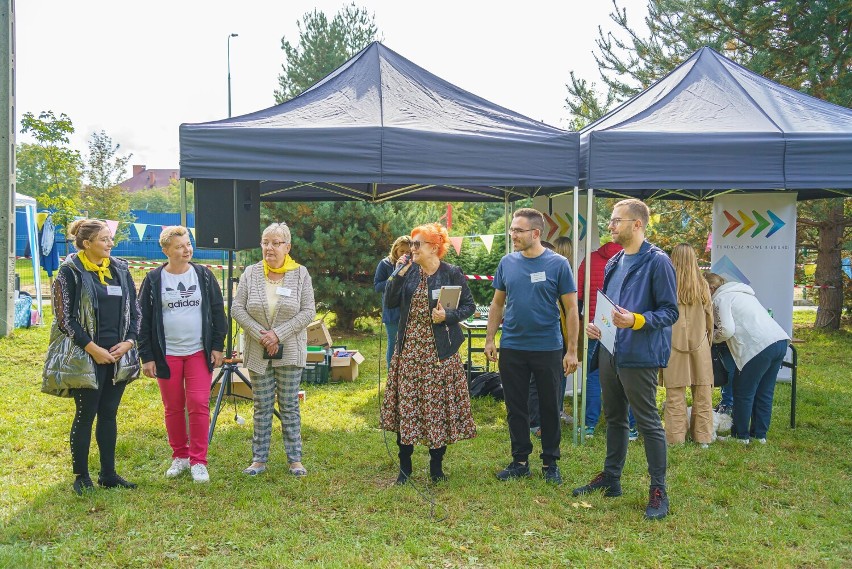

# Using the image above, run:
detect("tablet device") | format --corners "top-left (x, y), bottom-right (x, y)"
top-left (437, 286), bottom-right (462, 309)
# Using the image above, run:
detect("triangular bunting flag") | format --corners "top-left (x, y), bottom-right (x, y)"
top-left (480, 234), bottom-right (494, 253)
top-left (133, 223), bottom-right (148, 240)
top-left (449, 236), bottom-right (463, 255)
top-left (104, 219), bottom-right (119, 238)
top-left (188, 227), bottom-right (196, 239)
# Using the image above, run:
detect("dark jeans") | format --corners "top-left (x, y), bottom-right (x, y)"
top-left (599, 348), bottom-right (667, 488)
top-left (585, 340), bottom-right (636, 429)
top-left (718, 343), bottom-right (737, 408)
top-left (499, 348), bottom-right (562, 464)
top-left (70, 363), bottom-right (127, 476)
top-left (732, 340), bottom-right (787, 440)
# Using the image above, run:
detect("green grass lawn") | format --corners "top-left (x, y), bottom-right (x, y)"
top-left (1, 312), bottom-right (850, 568)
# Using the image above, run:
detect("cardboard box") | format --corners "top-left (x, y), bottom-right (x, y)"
top-left (330, 350), bottom-right (365, 382)
top-left (306, 349), bottom-right (327, 363)
top-left (210, 367), bottom-right (254, 399)
top-left (307, 320), bottom-right (333, 347)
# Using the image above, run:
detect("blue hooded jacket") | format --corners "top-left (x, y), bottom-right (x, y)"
top-left (590, 240), bottom-right (679, 370)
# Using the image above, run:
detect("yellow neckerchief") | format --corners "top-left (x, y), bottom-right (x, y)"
top-left (263, 255), bottom-right (300, 278)
top-left (78, 251), bottom-right (112, 285)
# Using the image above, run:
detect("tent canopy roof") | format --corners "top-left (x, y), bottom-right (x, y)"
top-left (14, 192), bottom-right (37, 208)
top-left (580, 47), bottom-right (852, 199)
top-left (180, 42), bottom-right (579, 203)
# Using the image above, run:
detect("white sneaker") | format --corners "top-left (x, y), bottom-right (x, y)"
top-left (736, 438), bottom-right (750, 445)
top-left (756, 438), bottom-right (767, 444)
top-left (165, 458), bottom-right (190, 478)
top-left (191, 463), bottom-right (210, 483)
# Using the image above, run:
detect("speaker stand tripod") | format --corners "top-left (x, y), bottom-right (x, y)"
top-left (208, 250), bottom-right (279, 443)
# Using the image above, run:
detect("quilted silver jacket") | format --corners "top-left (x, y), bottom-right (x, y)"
top-left (42, 255), bottom-right (140, 397)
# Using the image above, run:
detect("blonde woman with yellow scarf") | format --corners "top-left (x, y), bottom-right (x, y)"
top-left (43, 218), bottom-right (141, 495)
top-left (232, 222), bottom-right (316, 477)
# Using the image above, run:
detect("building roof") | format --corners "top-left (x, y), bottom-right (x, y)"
top-left (120, 165), bottom-right (180, 192)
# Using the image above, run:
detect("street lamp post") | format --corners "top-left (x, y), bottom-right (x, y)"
top-left (227, 33), bottom-right (238, 117)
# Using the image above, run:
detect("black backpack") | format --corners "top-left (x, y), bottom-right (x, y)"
top-left (469, 371), bottom-right (504, 400)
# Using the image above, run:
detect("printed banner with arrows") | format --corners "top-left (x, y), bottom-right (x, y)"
top-left (711, 193), bottom-right (797, 343)
top-left (532, 195), bottom-right (599, 264)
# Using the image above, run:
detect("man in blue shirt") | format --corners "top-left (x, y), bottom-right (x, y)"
top-left (485, 208), bottom-right (579, 485)
top-left (572, 199), bottom-right (678, 520)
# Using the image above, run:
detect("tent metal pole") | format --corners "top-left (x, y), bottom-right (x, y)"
top-left (582, 188), bottom-right (594, 443)
top-left (180, 178), bottom-right (188, 227)
top-left (572, 188), bottom-right (580, 446)
top-left (504, 196), bottom-right (511, 255)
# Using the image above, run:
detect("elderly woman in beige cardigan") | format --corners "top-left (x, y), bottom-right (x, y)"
top-left (232, 222), bottom-right (316, 476)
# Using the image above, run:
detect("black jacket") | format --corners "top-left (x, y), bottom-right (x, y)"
top-left (138, 263), bottom-right (227, 379)
top-left (385, 261), bottom-right (475, 361)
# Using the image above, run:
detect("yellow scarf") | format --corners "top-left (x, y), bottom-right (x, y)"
top-left (263, 255), bottom-right (300, 278)
top-left (78, 251), bottom-right (112, 285)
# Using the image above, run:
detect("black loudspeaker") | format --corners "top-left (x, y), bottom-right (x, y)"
top-left (194, 179), bottom-right (261, 250)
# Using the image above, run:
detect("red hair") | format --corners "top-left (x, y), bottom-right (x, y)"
top-left (411, 223), bottom-right (450, 259)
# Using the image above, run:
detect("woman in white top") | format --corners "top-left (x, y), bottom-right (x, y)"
top-left (704, 273), bottom-right (789, 444)
top-left (139, 226), bottom-right (227, 483)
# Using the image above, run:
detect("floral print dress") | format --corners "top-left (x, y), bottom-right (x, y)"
top-left (381, 272), bottom-right (476, 448)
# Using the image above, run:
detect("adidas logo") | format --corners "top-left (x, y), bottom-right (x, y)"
top-left (166, 282), bottom-right (197, 298)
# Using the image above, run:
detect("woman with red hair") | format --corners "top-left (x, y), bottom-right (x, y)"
top-left (381, 223), bottom-right (476, 484)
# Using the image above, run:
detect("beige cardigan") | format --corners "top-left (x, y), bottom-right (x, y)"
top-left (231, 262), bottom-right (316, 374)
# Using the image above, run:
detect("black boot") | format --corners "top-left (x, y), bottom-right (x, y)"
top-left (73, 474), bottom-right (94, 496)
top-left (97, 471), bottom-right (137, 490)
top-left (429, 446), bottom-right (447, 483)
top-left (396, 435), bottom-right (414, 485)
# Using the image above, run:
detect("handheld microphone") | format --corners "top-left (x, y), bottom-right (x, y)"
top-left (390, 254), bottom-right (411, 279)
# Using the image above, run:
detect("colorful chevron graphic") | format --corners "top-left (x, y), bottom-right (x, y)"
top-left (542, 212), bottom-right (587, 241)
top-left (722, 209), bottom-right (786, 238)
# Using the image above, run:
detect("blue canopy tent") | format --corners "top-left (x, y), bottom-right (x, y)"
top-left (579, 46), bottom-right (852, 200)
top-left (180, 42), bottom-right (579, 204)
top-left (573, 46), bottom-right (852, 434)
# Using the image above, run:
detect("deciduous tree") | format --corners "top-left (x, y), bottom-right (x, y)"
top-left (18, 111), bottom-right (83, 238)
top-left (81, 130), bottom-right (134, 243)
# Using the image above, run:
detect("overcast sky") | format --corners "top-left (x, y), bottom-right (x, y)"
top-left (15, 0), bottom-right (648, 177)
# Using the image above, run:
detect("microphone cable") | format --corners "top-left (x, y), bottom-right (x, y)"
top-left (376, 321), bottom-right (448, 523)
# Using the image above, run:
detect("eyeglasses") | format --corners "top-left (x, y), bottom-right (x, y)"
top-left (90, 236), bottom-right (114, 244)
top-left (608, 218), bottom-right (637, 226)
top-left (411, 240), bottom-right (434, 249)
top-left (508, 228), bottom-right (535, 235)
top-left (260, 241), bottom-right (288, 248)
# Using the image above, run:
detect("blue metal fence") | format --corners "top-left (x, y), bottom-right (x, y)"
top-left (15, 209), bottom-right (230, 261)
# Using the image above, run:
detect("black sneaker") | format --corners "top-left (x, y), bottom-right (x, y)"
top-left (542, 464), bottom-right (562, 485)
top-left (73, 475), bottom-right (94, 496)
top-left (97, 472), bottom-right (138, 490)
top-left (572, 471), bottom-right (622, 497)
top-left (644, 486), bottom-right (670, 520)
top-left (496, 461), bottom-right (531, 481)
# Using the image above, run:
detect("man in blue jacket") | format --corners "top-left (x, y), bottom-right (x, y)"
top-left (572, 199), bottom-right (678, 520)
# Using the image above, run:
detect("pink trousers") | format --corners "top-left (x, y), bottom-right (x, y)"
top-left (157, 350), bottom-right (211, 465)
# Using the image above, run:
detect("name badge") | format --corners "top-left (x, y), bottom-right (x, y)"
top-left (530, 271), bottom-right (546, 283)
top-left (106, 285), bottom-right (123, 296)
top-left (431, 289), bottom-right (440, 300)
top-left (276, 287), bottom-right (292, 297)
